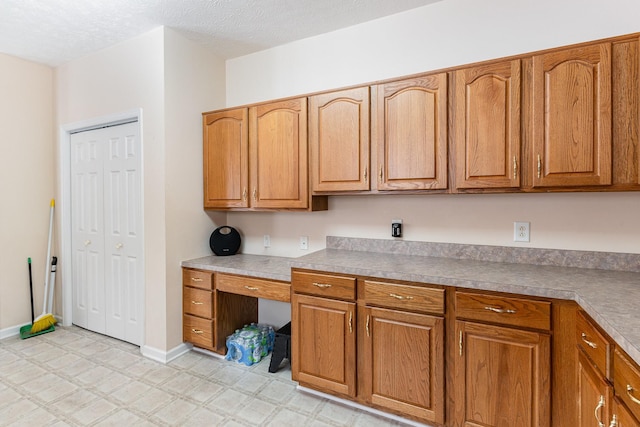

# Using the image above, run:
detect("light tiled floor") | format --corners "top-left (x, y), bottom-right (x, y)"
top-left (0, 326), bottom-right (409, 426)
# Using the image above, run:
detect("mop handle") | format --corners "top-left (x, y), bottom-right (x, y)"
top-left (28, 258), bottom-right (35, 323)
top-left (47, 257), bottom-right (58, 315)
top-left (42, 199), bottom-right (54, 314)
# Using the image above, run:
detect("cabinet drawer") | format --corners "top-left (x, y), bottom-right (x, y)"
top-left (183, 268), bottom-right (213, 290)
top-left (576, 310), bottom-right (611, 378)
top-left (292, 270), bottom-right (356, 301)
top-left (455, 291), bottom-right (551, 330)
top-left (183, 287), bottom-right (213, 318)
top-left (363, 280), bottom-right (444, 314)
top-left (614, 348), bottom-right (640, 421)
top-left (184, 314), bottom-right (214, 350)
top-left (217, 273), bottom-right (291, 302)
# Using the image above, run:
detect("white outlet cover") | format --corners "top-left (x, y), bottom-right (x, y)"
top-left (514, 222), bottom-right (530, 242)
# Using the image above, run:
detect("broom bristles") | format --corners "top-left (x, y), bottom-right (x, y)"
top-left (30, 313), bottom-right (55, 333)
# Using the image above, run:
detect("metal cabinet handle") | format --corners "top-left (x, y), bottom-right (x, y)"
top-left (537, 154), bottom-right (542, 178)
top-left (459, 330), bottom-right (463, 356)
top-left (581, 332), bottom-right (598, 349)
top-left (389, 293), bottom-right (414, 301)
top-left (191, 329), bottom-right (204, 335)
top-left (627, 385), bottom-right (640, 405)
top-left (348, 311), bottom-right (353, 334)
top-left (379, 166), bottom-right (383, 181)
top-left (312, 282), bottom-right (332, 288)
top-left (242, 188), bottom-right (247, 201)
top-left (364, 166), bottom-right (368, 182)
top-left (513, 156), bottom-right (518, 180)
top-left (252, 188), bottom-right (257, 201)
top-left (595, 395), bottom-right (605, 427)
top-left (191, 301), bottom-right (204, 305)
top-left (484, 306), bottom-right (517, 314)
top-left (245, 286), bottom-right (259, 291)
top-left (115, 243), bottom-right (123, 249)
top-left (191, 277), bottom-right (203, 282)
top-left (366, 315), bottom-right (370, 337)
top-left (609, 414), bottom-right (618, 427)
top-left (84, 240), bottom-right (91, 246)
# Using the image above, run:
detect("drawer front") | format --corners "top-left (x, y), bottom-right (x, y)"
top-left (217, 273), bottom-right (291, 302)
top-left (614, 348), bottom-right (640, 421)
top-left (455, 291), bottom-right (551, 330)
top-left (183, 287), bottom-right (213, 318)
top-left (183, 268), bottom-right (213, 290)
top-left (576, 310), bottom-right (611, 378)
top-left (292, 270), bottom-right (356, 301)
top-left (184, 314), bottom-right (214, 350)
top-left (363, 280), bottom-right (444, 314)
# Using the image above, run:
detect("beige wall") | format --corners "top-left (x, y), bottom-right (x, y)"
top-left (55, 28), bottom-right (226, 351)
top-left (226, 0), bottom-right (640, 260)
top-left (0, 54), bottom-right (54, 334)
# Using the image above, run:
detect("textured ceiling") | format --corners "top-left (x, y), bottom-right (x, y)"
top-left (0, 0), bottom-right (442, 67)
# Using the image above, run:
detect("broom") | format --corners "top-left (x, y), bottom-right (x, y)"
top-left (31, 199), bottom-right (56, 333)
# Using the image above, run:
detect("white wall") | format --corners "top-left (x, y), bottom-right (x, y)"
top-left (55, 27), bottom-right (226, 351)
top-left (163, 28), bottom-right (226, 349)
top-left (226, 0), bottom-right (640, 260)
top-left (0, 54), bottom-right (53, 334)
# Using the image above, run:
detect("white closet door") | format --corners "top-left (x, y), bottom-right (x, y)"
top-left (70, 121), bottom-right (142, 345)
top-left (103, 122), bottom-right (142, 345)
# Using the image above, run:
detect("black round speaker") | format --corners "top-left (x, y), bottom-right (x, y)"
top-left (209, 226), bottom-right (241, 256)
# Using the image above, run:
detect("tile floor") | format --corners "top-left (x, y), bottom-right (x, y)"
top-left (0, 326), bottom-right (413, 426)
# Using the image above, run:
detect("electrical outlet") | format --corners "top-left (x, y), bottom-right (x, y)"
top-left (514, 222), bottom-right (530, 242)
top-left (300, 236), bottom-right (309, 250)
top-left (263, 235), bottom-right (271, 248)
top-left (392, 219), bottom-right (403, 238)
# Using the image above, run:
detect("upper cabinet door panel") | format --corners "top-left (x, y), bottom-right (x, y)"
top-left (532, 42), bottom-right (612, 187)
top-left (203, 109), bottom-right (249, 209)
top-left (249, 98), bottom-right (308, 209)
top-left (309, 87), bottom-right (370, 192)
top-left (454, 60), bottom-right (521, 189)
top-left (375, 73), bottom-right (448, 190)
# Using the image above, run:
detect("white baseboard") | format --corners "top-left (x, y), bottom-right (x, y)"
top-left (297, 386), bottom-right (433, 427)
top-left (141, 342), bottom-right (192, 364)
top-left (0, 324), bottom-right (25, 340)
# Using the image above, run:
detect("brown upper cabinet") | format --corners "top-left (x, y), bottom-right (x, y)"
top-left (529, 42), bottom-right (612, 188)
top-left (203, 98), bottom-right (327, 211)
top-left (453, 59), bottom-right (522, 189)
top-left (309, 87), bottom-right (370, 192)
top-left (372, 73), bottom-right (448, 191)
top-left (203, 108), bottom-right (249, 209)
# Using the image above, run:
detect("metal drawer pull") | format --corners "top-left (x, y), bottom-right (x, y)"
top-left (191, 277), bottom-right (203, 282)
top-left (595, 395), bottom-right (605, 427)
top-left (484, 305), bottom-right (516, 314)
top-left (348, 311), bottom-right (353, 334)
top-left (366, 315), bottom-right (370, 337)
top-left (389, 293), bottom-right (413, 301)
top-left (312, 282), bottom-right (332, 288)
top-left (245, 286), bottom-right (259, 291)
top-left (609, 414), bottom-right (618, 427)
top-left (191, 301), bottom-right (204, 305)
top-left (627, 385), bottom-right (640, 405)
top-left (191, 329), bottom-right (204, 335)
top-left (581, 332), bottom-right (598, 349)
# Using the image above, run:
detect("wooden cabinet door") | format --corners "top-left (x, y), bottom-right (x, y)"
top-left (249, 98), bottom-right (309, 209)
top-left (203, 108), bottom-right (249, 208)
top-left (291, 293), bottom-right (356, 397)
top-left (531, 42), bottom-right (612, 187)
top-left (454, 320), bottom-right (551, 427)
top-left (360, 306), bottom-right (444, 425)
top-left (453, 60), bottom-right (521, 189)
top-left (373, 73), bottom-right (448, 190)
top-left (612, 398), bottom-right (640, 426)
top-left (309, 87), bottom-right (370, 192)
top-left (577, 350), bottom-right (612, 427)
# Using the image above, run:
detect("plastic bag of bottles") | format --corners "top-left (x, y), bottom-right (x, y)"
top-left (225, 323), bottom-right (275, 366)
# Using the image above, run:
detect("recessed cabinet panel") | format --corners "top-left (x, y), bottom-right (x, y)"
top-left (454, 60), bottom-right (521, 189)
top-left (374, 74), bottom-right (448, 190)
top-left (203, 109), bottom-right (249, 208)
top-left (310, 87), bottom-right (370, 192)
top-left (531, 42), bottom-right (612, 187)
